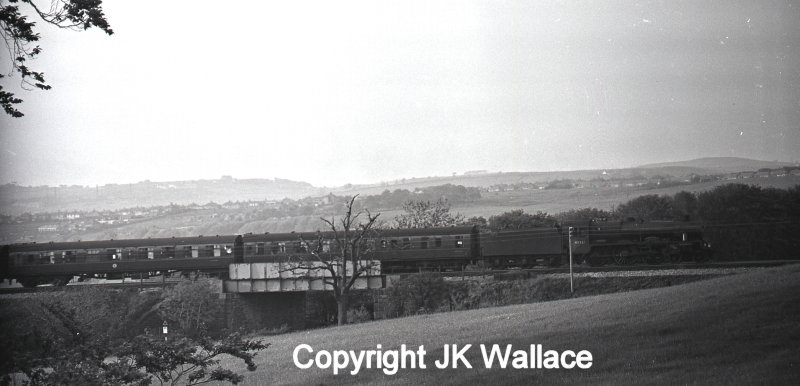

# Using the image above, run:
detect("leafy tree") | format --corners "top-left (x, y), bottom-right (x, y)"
top-left (16, 336), bottom-right (147, 386)
top-left (615, 194), bottom-right (674, 221)
top-left (463, 215), bottom-right (489, 230)
top-left (557, 207), bottom-right (616, 223)
top-left (394, 198), bottom-right (464, 228)
top-left (159, 278), bottom-right (223, 337)
top-left (488, 209), bottom-right (556, 230)
top-left (287, 195), bottom-right (381, 325)
top-left (6, 331), bottom-right (267, 386)
top-left (113, 332), bottom-right (268, 386)
top-left (385, 273), bottom-right (450, 316)
top-left (0, 0), bottom-right (113, 117)
top-left (2, 287), bottom-right (266, 385)
top-left (672, 191), bottom-right (698, 221)
top-left (696, 183), bottom-right (798, 223)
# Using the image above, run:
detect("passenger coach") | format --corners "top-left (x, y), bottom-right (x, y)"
top-left (1, 235), bottom-right (238, 287)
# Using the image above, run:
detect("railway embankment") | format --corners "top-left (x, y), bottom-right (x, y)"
top-left (372, 270), bottom-right (730, 320)
top-left (219, 263), bottom-right (800, 385)
top-left (0, 264), bottom-right (786, 366)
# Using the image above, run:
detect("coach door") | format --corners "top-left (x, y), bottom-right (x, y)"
top-left (233, 235), bottom-right (244, 263)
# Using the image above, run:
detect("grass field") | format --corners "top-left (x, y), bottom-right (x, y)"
top-left (220, 264), bottom-right (800, 385)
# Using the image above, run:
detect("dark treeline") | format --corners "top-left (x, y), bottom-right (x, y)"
top-left (358, 184), bottom-right (482, 211)
top-left (486, 184), bottom-right (800, 261)
top-left (612, 184), bottom-right (800, 260)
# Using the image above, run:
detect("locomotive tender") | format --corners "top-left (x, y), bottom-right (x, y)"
top-left (1, 220), bottom-right (711, 287)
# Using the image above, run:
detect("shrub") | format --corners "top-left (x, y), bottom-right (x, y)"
top-left (347, 305), bottom-right (372, 324)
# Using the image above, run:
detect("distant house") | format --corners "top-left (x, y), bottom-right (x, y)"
top-left (740, 172), bottom-right (756, 179)
top-left (625, 179), bottom-right (648, 187)
top-left (311, 194), bottom-right (334, 207)
top-left (756, 170), bottom-right (771, 178)
top-left (38, 225), bottom-right (58, 232)
top-left (223, 202), bottom-right (242, 210)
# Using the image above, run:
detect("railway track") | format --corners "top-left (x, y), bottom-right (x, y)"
top-left (0, 277), bottom-right (186, 294)
top-left (399, 259), bottom-right (799, 279)
top-left (1, 259), bottom-right (797, 294)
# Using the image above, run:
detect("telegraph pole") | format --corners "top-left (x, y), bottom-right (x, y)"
top-left (569, 227), bottom-right (574, 293)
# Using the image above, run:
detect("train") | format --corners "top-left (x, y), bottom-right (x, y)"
top-left (0, 219), bottom-right (712, 287)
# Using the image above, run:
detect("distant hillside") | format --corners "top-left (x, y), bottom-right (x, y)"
top-left (637, 157), bottom-right (796, 174)
top-left (0, 177), bottom-right (322, 215)
top-left (336, 157), bottom-right (796, 197)
top-left (333, 167), bottom-right (706, 198)
top-left (2, 157), bottom-right (796, 216)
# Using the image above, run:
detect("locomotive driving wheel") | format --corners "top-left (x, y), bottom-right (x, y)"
top-left (668, 251), bottom-right (682, 263)
top-left (582, 253), bottom-right (602, 267)
top-left (646, 250), bottom-right (665, 265)
top-left (612, 248), bottom-right (632, 266)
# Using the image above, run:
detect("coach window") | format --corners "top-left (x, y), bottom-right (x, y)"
top-left (278, 242), bottom-right (286, 253)
top-left (420, 237), bottom-right (428, 249)
top-left (435, 237), bottom-right (442, 248)
top-left (106, 249), bottom-right (117, 260)
top-left (294, 241), bottom-right (305, 253)
top-left (390, 239), bottom-right (398, 249)
top-left (135, 248), bottom-right (147, 260)
top-left (163, 246), bottom-right (175, 259)
top-left (254, 242), bottom-right (264, 255)
top-left (380, 240), bottom-right (387, 249)
top-left (455, 236), bottom-right (464, 248)
top-left (213, 245), bottom-right (222, 257)
top-left (322, 240), bottom-right (331, 253)
top-left (201, 245), bottom-right (213, 258)
top-left (402, 238), bottom-right (411, 249)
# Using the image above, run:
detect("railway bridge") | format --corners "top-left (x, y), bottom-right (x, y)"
top-left (222, 261), bottom-right (385, 330)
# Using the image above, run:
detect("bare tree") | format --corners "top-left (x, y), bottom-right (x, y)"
top-left (285, 195), bottom-right (380, 325)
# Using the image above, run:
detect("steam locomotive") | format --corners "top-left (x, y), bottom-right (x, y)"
top-left (0, 220), bottom-right (712, 287)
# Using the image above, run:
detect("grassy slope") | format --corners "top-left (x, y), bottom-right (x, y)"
top-left (223, 265), bottom-right (800, 385)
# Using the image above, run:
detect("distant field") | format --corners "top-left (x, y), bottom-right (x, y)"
top-left (219, 264), bottom-right (800, 385)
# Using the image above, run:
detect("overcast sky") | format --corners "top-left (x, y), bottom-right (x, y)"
top-left (1, 0), bottom-right (798, 187)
